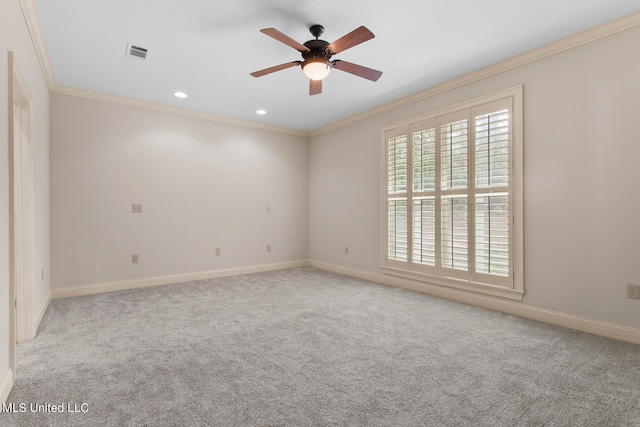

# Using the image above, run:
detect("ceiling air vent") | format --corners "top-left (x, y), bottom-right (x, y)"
top-left (126, 43), bottom-right (148, 61)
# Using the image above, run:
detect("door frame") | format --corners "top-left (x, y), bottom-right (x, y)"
top-left (8, 51), bottom-right (36, 380)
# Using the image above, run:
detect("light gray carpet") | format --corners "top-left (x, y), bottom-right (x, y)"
top-left (3, 267), bottom-right (640, 426)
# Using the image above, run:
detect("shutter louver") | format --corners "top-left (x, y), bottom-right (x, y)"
top-left (388, 135), bottom-right (408, 194)
top-left (412, 129), bottom-right (436, 192)
top-left (476, 195), bottom-right (509, 276)
top-left (476, 110), bottom-right (509, 188)
top-left (388, 200), bottom-right (408, 261)
top-left (441, 195), bottom-right (468, 271)
top-left (413, 197), bottom-right (436, 265)
top-left (441, 120), bottom-right (468, 191)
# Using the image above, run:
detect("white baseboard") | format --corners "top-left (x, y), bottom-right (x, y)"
top-left (0, 368), bottom-right (13, 404)
top-left (51, 260), bottom-right (309, 299)
top-left (309, 260), bottom-right (640, 345)
top-left (48, 258), bottom-right (640, 345)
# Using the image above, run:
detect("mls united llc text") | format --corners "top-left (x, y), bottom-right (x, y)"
top-left (2, 402), bottom-right (88, 413)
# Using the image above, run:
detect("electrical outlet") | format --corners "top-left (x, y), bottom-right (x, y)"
top-left (215, 248), bottom-right (221, 256)
top-left (345, 247), bottom-right (349, 255)
top-left (132, 254), bottom-right (139, 264)
top-left (267, 205), bottom-right (271, 213)
top-left (627, 284), bottom-right (640, 299)
top-left (132, 204), bottom-right (142, 213)
top-left (267, 245), bottom-right (271, 252)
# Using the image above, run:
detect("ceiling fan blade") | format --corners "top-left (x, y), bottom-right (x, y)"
top-left (326, 26), bottom-right (375, 55)
top-left (260, 28), bottom-right (310, 52)
top-left (332, 60), bottom-right (382, 82)
top-left (309, 79), bottom-right (322, 96)
top-left (250, 61), bottom-right (301, 78)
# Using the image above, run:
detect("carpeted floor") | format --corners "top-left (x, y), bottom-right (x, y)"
top-left (3, 267), bottom-right (640, 426)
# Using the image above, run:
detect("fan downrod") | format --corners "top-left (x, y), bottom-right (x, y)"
top-left (309, 24), bottom-right (324, 39)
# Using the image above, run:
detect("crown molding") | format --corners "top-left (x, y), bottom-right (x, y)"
top-left (309, 10), bottom-right (640, 137)
top-left (52, 85), bottom-right (309, 137)
top-left (19, 0), bottom-right (640, 138)
top-left (19, 0), bottom-right (308, 137)
top-left (19, 0), bottom-right (55, 90)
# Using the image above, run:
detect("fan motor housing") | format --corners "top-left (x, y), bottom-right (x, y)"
top-left (302, 39), bottom-right (332, 61)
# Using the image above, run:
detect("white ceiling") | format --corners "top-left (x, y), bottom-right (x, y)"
top-left (33, 0), bottom-right (640, 132)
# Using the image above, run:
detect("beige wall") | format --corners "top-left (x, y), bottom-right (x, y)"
top-left (0, 0), bottom-right (50, 396)
top-left (50, 94), bottom-right (308, 289)
top-left (309, 25), bottom-right (640, 330)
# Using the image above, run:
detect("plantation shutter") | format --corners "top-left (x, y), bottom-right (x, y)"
top-left (472, 98), bottom-right (512, 286)
top-left (411, 120), bottom-right (437, 269)
top-left (440, 112), bottom-right (470, 280)
top-left (386, 127), bottom-right (409, 264)
top-left (381, 86), bottom-right (521, 299)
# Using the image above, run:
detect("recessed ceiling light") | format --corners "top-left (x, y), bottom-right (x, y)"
top-left (256, 109), bottom-right (267, 115)
top-left (174, 91), bottom-right (187, 98)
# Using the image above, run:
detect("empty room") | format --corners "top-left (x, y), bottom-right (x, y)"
top-left (1, 0), bottom-right (640, 425)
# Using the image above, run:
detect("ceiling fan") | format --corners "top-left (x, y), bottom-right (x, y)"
top-left (250, 24), bottom-right (383, 95)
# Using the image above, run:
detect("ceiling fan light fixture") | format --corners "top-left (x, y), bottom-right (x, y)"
top-left (251, 25), bottom-right (381, 95)
top-left (302, 58), bottom-right (331, 81)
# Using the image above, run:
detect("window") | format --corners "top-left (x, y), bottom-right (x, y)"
top-left (381, 86), bottom-right (523, 300)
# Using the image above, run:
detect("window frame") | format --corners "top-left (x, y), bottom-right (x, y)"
top-left (380, 86), bottom-right (524, 300)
